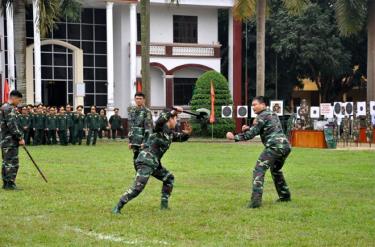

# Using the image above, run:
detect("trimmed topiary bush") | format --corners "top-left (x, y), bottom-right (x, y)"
top-left (190, 71), bottom-right (235, 138)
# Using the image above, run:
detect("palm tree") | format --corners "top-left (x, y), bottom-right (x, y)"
top-left (1, 0), bottom-right (80, 96)
top-left (334, 0), bottom-right (375, 100)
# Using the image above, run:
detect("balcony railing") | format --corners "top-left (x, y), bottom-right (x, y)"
top-left (136, 42), bottom-right (221, 58)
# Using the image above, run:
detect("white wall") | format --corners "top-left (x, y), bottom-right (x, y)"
top-left (150, 67), bottom-right (165, 107)
top-left (150, 0), bottom-right (233, 8)
top-left (113, 5), bottom-right (131, 117)
top-left (174, 68), bottom-right (204, 78)
top-left (0, 13), bottom-right (4, 93)
top-left (149, 5), bottom-right (218, 44)
top-left (136, 57), bottom-right (221, 77)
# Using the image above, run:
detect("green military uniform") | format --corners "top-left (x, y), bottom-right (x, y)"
top-left (109, 114), bottom-right (124, 139)
top-left (234, 109), bottom-right (291, 208)
top-left (128, 106), bottom-right (153, 169)
top-left (85, 113), bottom-right (100, 145)
top-left (32, 113), bottom-right (45, 145)
top-left (66, 111), bottom-right (74, 144)
top-left (98, 115), bottom-right (110, 139)
top-left (57, 113), bottom-right (68, 145)
top-left (0, 103), bottom-right (23, 189)
top-left (28, 111), bottom-right (35, 144)
top-left (46, 114), bottom-right (58, 145)
top-left (366, 102), bottom-right (373, 144)
top-left (18, 113), bottom-right (31, 145)
top-left (342, 116), bottom-right (350, 146)
top-left (73, 112), bottom-right (85, 145)
top-left (113, 110), bottom-right (190, 213)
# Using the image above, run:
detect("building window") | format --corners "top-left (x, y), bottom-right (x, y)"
top-left (173, 15), bottom-right (198, 43)
top-left (174, 78), bottom-right (196, 105)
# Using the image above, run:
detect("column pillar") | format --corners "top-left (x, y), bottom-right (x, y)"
top-left (106, 1), bottom-right (115, 116)
top-left (129, 3), bottom-right (137, 104)
top-left (6, 2), bottom-right (15, 91)
top-left (233, 17), bottom-right (243, 132)
top-left (33, 0), bottom-right (42, 103)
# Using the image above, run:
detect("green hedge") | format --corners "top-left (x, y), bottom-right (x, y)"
top-left (191, 71), bottom-right (235, 138)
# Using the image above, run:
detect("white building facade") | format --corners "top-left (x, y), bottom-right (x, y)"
top-left (1, 0), bottom-right (242, 123)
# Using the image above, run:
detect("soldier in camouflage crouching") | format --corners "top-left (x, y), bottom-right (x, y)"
top-left (227, 96), bottom-right (291, 208)
top-left (113, 107), bottom-right (192, 214)
top-left (127, 92), bottom-right (153, 170)
top-left (1, 90), bottom-right (25, 190)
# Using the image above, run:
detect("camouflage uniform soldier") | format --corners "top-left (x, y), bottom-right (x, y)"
top-left (342, 116), bottom-right (350, 146)
top-left (113, 107), bottom-right (191, 214)
top-left (57, 107), bottom-right (68, 145)
top-left (366, 102), bottom-right (373, 145)
top-left (98, 109), bottom-right (110, 139)
top-left (128, 93), bottom-right (153, 169)
top-left (109, 108), bottom-right (125, 139)
top-left (352, 104), bottom-right (360, 145)
top-left (32, 105), bottom-right (45, 145)
top-left (85, 106), bottom-right (101, 146)
top-left (227, 96), bottom-right (291, 208)
top-left (1, 91), bottom-right (25, 190)
top-left (66, 104), bottom-right (74, 144)
top-left (72, 106), bottom-right (86, 145)
top-left (18, 106), bottom-right (32, 145)
top-left (46, 107), bottom-right (58, 145)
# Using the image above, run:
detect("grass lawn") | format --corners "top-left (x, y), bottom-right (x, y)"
top-left (0, 141), bottom-right (374, 246)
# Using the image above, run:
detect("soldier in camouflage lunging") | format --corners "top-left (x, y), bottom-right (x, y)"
top-left (113, 107), bottom-right (192, 214)
top-left (127, 92), bottom-right (153, 170)
top-left (227, 96), bottom-right (291, 208)
top-left (1, 90), bottom-right (25, 190)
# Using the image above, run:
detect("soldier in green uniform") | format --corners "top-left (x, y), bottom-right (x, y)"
top-left (66, 104), bottom-right (74, 144)
top-left (18, 106), bottom-right (32, 145)
top-left (46, 107), bottom-right (58, 145)
top-left (27, 105), bottom-right (35, 144)
top-left (109, 108), bottom-right (124, 139)
top-left (57, 106), bottom-right (68, 145)
top-left (85, 106), bottom-right (100, 146)
top-left (72, 105), bottom-right (86, 145)
top-left (98, 109), bottom-right (110, 139)
top-left (113, 107), bottom-right (192, 214)
top-left (32, 105), bottom-right (46, 145)
top-left (128, 93), bottom-right (153, 169)
top-left (1, 90), bottom-right (25, 190)
top-left (227, 96), bottom-right (292, 208)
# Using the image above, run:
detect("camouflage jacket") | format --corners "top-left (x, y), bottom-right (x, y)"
top-left (85, 113), bottom-right (100, 129)
top-left (0, 103), bottom-right (23, 147)
top-left (73, 113), bottom-right (86, 130)
top-left (136, 110), bottom-right (189, 167)
top-left (235, 109), bottom-right (290, 152)
top-left (128, 106), bottom-right (153, 146)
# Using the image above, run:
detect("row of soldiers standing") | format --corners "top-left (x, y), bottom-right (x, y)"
top-left (16, 104), bottom-right (125, 146)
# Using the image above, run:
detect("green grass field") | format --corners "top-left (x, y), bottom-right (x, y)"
top-left (0, 141), bottom-right (374, 246)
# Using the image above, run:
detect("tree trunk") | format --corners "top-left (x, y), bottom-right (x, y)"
top-left (140, 0), bottom-right (151, 107)
top-left (256, 0), bottom-right (266, 96)
top-left (13, 0), bottom-right (26, 96)
top-left (367, 1), bottom-right (375, 101)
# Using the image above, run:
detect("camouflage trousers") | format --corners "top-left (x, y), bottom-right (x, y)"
top-left (131, 146), bottom-right (141, 171)
top-left (251, 147), bottom-right (291, 204)
top-left (118, 163), bottom-right (174, 206)
top-left (1, 146), bottom-right (19, 183)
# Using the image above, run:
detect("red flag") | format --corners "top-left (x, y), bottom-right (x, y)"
top-left (136, 80), bottom-right (142, 93)
top-left (209, 80), bottom-right (215, 124)
top-left (3, 79), bottom-right (10, 103)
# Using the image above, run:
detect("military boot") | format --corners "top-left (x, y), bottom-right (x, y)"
top-left (160, 198), bottom-right (169, 210)
top-left (112, 200), bottom-right (125, 214)
top-left (276, 197), bottom-right (291, 203)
